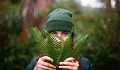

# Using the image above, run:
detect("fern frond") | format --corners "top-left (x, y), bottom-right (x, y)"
top-left (31, 27), bottom-right (48, 56)
top-left (45, 32), bottom-right (59, 66)
top-left (57, 33), bottom-right (73, 63)
top-left (72, 34), bottom-right (89, 59)
top-left (31, 27), bottom-right (89, 70)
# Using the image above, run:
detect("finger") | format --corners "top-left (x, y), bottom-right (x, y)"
top-left (37, 64), bottom-right (56, 70)
top-left (40, 61), bottom-right (56, 69)
top-left (59, 66), bottom-right (78, 70)
top-left (64, 57), bottom-right (74, 62)
top-left (59, 62), bottom-right (79, 66)
top-left (39, 56), bottom-right (53, 62)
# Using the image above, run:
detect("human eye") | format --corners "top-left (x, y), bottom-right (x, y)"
top-left (51, 32), bottom-right (57, 35)
top-left (62, 32), bottom-right (69, 36)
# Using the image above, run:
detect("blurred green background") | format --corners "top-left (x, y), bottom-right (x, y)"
top-left (0, 0), bottom-right (120, 70)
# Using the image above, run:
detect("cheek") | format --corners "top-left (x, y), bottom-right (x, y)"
top-left (63, 37), bottom-right (69, 41)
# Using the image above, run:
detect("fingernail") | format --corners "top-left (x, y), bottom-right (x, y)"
top-left (59, 62), bottom-right (61, 64)
top-left (54, 66), bottom-right (56, 68)
top-left (52, 59), bottom-right (54, 62)
top-left (73, 58), bottom-right (77, 62)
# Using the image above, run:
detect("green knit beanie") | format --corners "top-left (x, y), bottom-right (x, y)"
top-left (45, 8), bottom-right (74, 37)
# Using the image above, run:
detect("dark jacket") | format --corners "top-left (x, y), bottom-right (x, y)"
top-left (26, 56), bottom-right (94, 70)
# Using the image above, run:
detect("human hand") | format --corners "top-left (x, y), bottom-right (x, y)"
top-left (33, 56), bottom-right (56, 70)
top-left (59, 57), bottom-right (79, 70)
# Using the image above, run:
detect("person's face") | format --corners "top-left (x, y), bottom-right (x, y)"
top-left (50, 31), bottom-right (69, 43)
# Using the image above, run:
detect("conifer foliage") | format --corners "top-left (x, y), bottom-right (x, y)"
top-left (31, 27), bottom-right (89, 69)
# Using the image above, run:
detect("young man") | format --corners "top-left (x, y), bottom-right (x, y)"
top-left (26, 8), bottom-right (94, 70)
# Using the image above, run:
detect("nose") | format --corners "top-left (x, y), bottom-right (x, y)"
top-left (55, 37), bottom-right (61, 43)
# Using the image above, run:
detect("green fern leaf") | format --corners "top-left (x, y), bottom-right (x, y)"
top-left (31, 27), bottom-right (48, 56)
top-left (31, 27), bottom-right (89, 70)
top-left (72, 34), bottom-right (89, 59)
top-left (45, 32), bottom-right (59, 66)
top-left (57, 33), bottom-right (73, 63)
